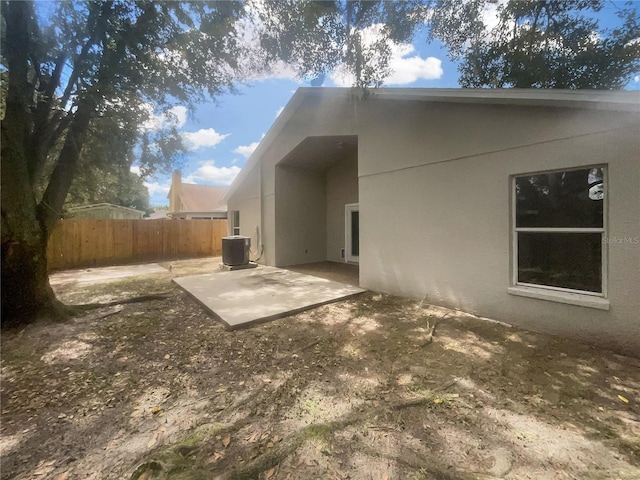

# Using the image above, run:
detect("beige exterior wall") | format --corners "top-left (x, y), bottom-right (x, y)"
top-left (358, 101), bottom-right (639, 352)
top-left (275, 166), bottom-right (327, 266)
top-left (326, 154), bottom-right (359, 263)
top-left (226, 163), bottom-right (261, 251)
top-left (227, 90), bottom-right (640, 352)
top-left (228, 93), bottom-right (358, 266)
top-left (356, 100), bottom-right (637, 177)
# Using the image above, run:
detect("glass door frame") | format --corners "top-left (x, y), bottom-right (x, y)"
top-left (345, 203), bottom-right (359, 264)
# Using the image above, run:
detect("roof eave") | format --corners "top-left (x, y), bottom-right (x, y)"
top-left (223, 87), bottom-right (640, 202)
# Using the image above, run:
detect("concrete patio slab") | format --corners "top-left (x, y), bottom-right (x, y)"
top-left (173, 265), bottom-right (365, 329)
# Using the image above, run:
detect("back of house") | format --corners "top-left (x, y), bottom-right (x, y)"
top-left (226, 88), bottom-right (640, 354)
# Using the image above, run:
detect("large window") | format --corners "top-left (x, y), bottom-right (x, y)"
top-left (513, 166), bottom-right (606, 295)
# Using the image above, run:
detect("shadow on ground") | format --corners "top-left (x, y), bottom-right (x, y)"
top-left (1, 258), bottom-right (638, 480)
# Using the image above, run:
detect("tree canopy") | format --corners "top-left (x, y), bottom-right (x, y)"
top-left (65, 166), bottom-right (152, 215)
top-left (252, 0), bottom-right (430, 89)
top-left (1, 0), bottom-right (247, 323)
top-left (428, 0), bottom-right (640, 88)
top-left (252, 0), bottom-right (639, 89)
top-left (2, 0), bottom-right (243, 231)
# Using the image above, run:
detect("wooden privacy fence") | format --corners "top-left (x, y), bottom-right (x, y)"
top-left (47, 218), bottom-right (228, 271)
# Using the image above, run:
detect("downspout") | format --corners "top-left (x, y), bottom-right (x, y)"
top-left (249, 157), bottom-right (265, 263)
top-left (257, 158), bottom-right (264, 262)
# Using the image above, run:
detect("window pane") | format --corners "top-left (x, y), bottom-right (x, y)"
top-left (517, 232), bottom-right (602, 293)
top-left (351, 211), bottom-right (359, 256)
top-left (516, 167), bottom-right (603, 228)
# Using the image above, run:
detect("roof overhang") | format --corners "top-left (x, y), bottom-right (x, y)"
top-left (223, 87), bottom-right (640, 201)
top-left (364, 87), bottom-right (640, 112)
top-left (168, 209), bottom-right (227, 216)
top-left (278, 135), bottom-right (358, 171)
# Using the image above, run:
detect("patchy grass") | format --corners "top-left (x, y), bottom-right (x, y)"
top-left (1, 258), bottom-right (639, 480)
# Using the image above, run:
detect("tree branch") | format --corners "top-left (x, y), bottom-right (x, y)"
top-left (0, 2), bottom-right (37, 214)
top-left (37, 98), bottom-right (95, 236)
top-left (60, 4), bottom-right (104, 108)
top-left (529, 2), bottom-right (543, 55)
top-left (1, 1), bottom-right (31, 130)
top-left (27, 54), bottom-right (69, 184)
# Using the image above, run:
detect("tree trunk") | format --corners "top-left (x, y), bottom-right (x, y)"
top-left (0, 1), bottom-right (80, 328)
top-left (0, 222), bottom-right (64, 328)
top-left (1, 101), bottom-right (93, 328)
top-left (1, 103), bottom-right (66, 328)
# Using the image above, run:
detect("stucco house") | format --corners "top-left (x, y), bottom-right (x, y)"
top-left (168, 170), bottom-right (228, 219)
top-left (225, 88), bottom-right (640, 353)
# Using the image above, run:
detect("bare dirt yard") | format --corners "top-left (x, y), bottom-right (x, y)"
top-left (1, 258), bottom-right (639, 480)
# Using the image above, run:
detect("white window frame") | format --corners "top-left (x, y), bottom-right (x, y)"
top-left (509, 165), bottom-right (609, 309)
top-left (345, 203), bottom-right (359, 264)
top-left (232, 210), bottom-right (240, 236)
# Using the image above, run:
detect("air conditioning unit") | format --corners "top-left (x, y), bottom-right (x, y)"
top-left (222, 236), bottom-right (251, 266)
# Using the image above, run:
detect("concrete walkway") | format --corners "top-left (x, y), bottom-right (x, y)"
top-left (50, 263), bottom-right (168, 289)
top-left (173, 265), bottom-right (365, 329)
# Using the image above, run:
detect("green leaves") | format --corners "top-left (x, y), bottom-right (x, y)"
top-left (428, 0), bottom-right (640, 89)
top-left (253, 0), bottom-right (429, 88)
top-left (3, 0), bottom-right (637, 238)
top-left (1, 0), bottom-right (246, 224)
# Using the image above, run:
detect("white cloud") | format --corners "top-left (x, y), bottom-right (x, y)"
top-left (330, 43), bottom-right (442, 87)
top-left (233, 134), bottom-right (265, 159)
top-left (385, 45), bottom-right (443, 85)
top-left (233, 3), bottom-right (303, 83)
top-left (479, 0), bottom-right (514, 42)
top-left (144, 180), bottom-right (171, 196)
top-left (275, 106), bottom-right (285, 118)
top-left (329, 65), bottom-right (354, 87)
top-left (236, 7), bottom-right (443, 86)
top-left (184, 160), bottom-right (241, 185)
top-left (257, 60), bottom-right (300, 82)
top-left (634, 75), bottom-right (640, 83)
top-left (131, 168), bottom-right (170, 196)
top-left (182, 128), bottom-right (230, 149)
top-left (168, 106), bottom-right (187, 128)
top-left (142, 105), bottom-right (187, 131)
top-left (481, 2), bottom-right (502, 34)
top-left (233, 141), bottom-right (260, 158)
top-left (328, 24), bottom-right (443, 87)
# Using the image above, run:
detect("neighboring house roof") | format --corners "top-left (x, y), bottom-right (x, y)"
top-left (168, 170), bottom-right (229, 217)
top-left (178, 183), bottom-right (228, 213)
top-left (224, 87), bottom-right (640, 202)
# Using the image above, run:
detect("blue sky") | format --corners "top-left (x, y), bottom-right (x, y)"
top-left (134, 3), bottom-right (640, 206)
top-left (139, 32), bottom-right (461, 206)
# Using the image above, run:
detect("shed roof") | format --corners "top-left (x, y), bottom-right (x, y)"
top-left (67, 203), bottom-right (144, 214)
